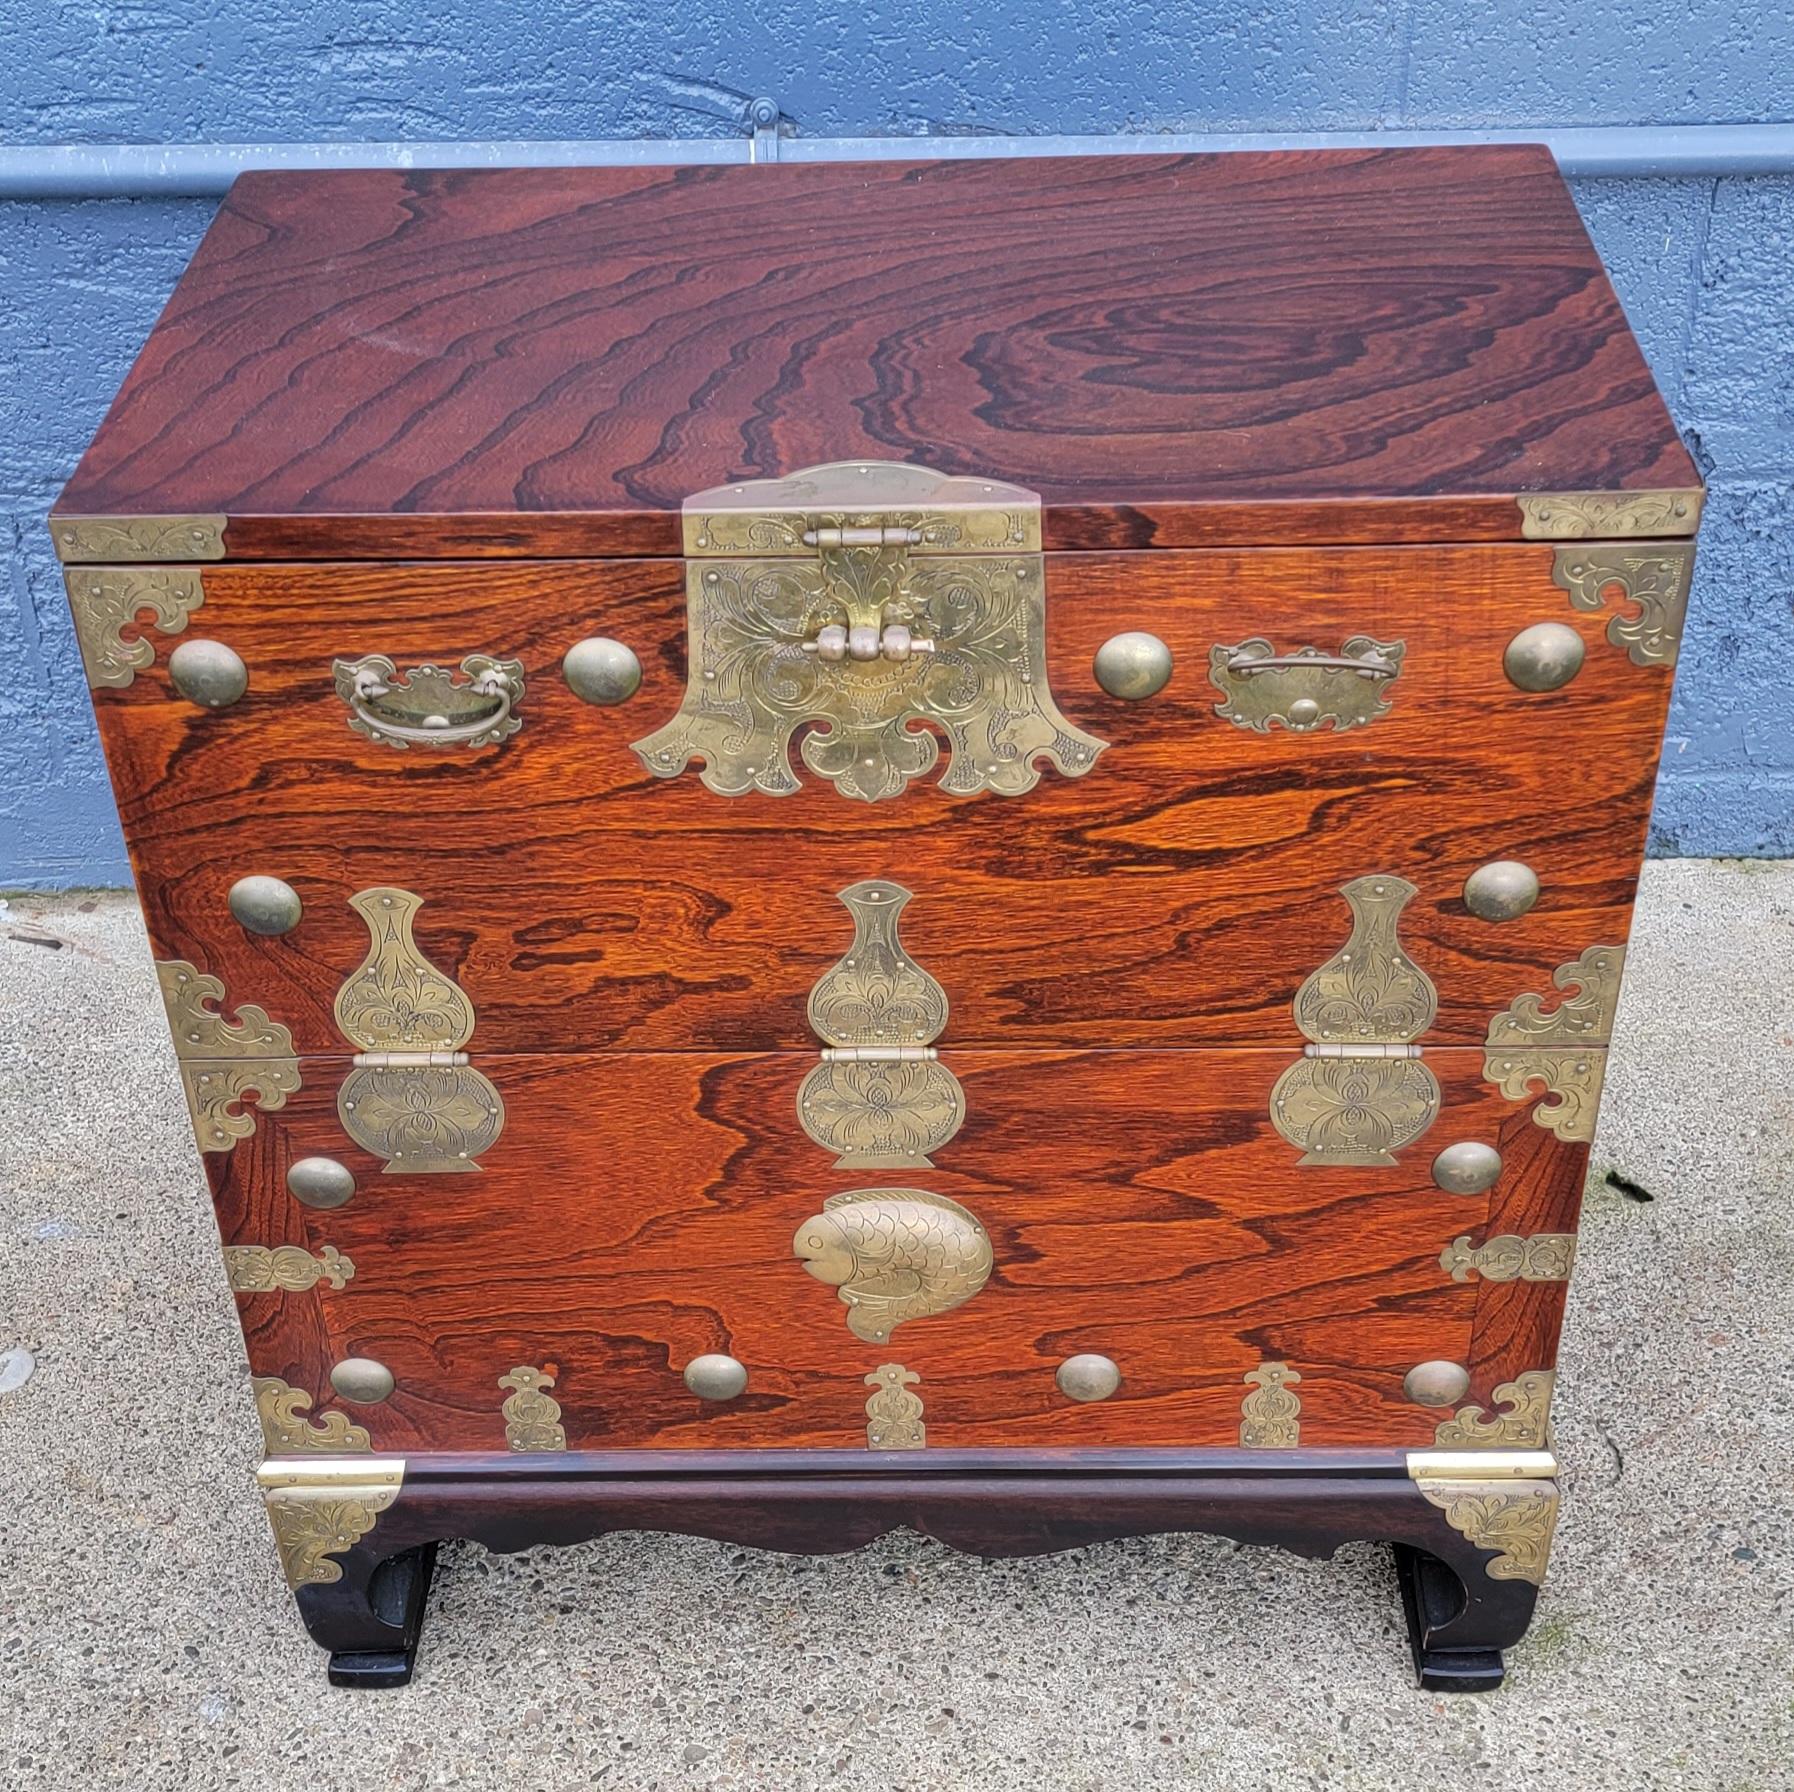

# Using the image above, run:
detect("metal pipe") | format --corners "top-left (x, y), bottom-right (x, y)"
top-left (1, 121), bottom-right (1791, 200)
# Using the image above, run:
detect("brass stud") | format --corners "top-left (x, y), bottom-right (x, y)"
top-left (1056, 1353), bottom-right (1121, 1403)
top-left (286, 1157), bottom-right (355, 1209)
top-left (1093, 632), bottom-right (1174, 701)
top-left (1404, 1360), bottom-right (1471, 1408)
top-left (682, 1354), bottom-right (748, 1401)
top-left (1463, 860), bottom-right (1541, 923)
top-left (329, 1357), bottom-right (395, 1404)
top-left (227, 875), bottom-right (303, 936)
top-left (1432, 1142), bottom-right (1503, 1196)
top-left (1504, 622), bottom-right (1585, 692)
top-left (167, 638), bottom-right (248, 708)
top-left (563, 637), bottom-right (642, 706)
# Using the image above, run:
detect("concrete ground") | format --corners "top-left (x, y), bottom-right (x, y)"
top-left (1, 860), bottom-right (1790, 1791)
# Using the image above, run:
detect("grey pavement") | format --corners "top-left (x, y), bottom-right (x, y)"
top-left (1, 860), bottom-right (1790, 1791)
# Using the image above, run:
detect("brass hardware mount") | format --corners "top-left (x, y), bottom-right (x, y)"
top-left (333, 653), bottom-right (526, 750)
top-left (1210, 636), bottom-right (1405, 734)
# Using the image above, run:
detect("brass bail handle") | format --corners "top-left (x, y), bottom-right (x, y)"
top-left (1226, 646), bottom-right (1400, 681)
top-left (333, 653), bottom-right (525, 749)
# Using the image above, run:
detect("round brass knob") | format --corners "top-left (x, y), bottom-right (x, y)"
top-left (683, 1353), bottom-right (748, 1401)
top-left (1056, 1353), bottom-right (1121, 1403)
top-left (330, 1357), bottom-right (395, 1404)
top-left (228, 875), bottom-right (303, 937)
top-left (1504, 622), bottom-right (1585, 692)
top-left (287, 1156), bottom-right (356, 1210)
top-left (167, 639), bottom-right (248, 709)
top-left (1093, 632), bottom-right (1173, 701)
top-left (1431, 1142), bottom-right (1502, 1196)
top-left (1463, 860), bottom-right (1540, 922)
top-left (562, 637), bottom-right (642, 706)
top-left (1404, 1360), bottom-right (1471, 1408)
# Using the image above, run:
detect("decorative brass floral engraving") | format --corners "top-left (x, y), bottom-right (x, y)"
top-left (1434, 1370), bottom-right (1555, 1450)
top-left (498, 1366), bottom-right (567, 1452)
top-left (1483, 945), bottom-right (1625, 1143)
top-left (1516, 490), bottom-right (1701, 541)
top-left (798, 880), bottom-right (966, 1168)
top-left (794, 1188), bottom-right (993, 1344)
top-left (1439, 1234), bottom-right (1576, 1284)
top-left (258, 1459), bottom-right (405, 1589)
top-left (63, 567), bottom-right (206, 688)
top-left (1240, 1361), bottom-right (1302, 1447)
top-left (1417, 1479), bottom-right (1560, 1584)
top-left (1552, 544), bottom-right (1695, 668)
top-left (332, 653), bottom-right (526, 750)
top-left (1209, 637), bottom-right (1405, 734)
top-left (225, 1244), bottom-right (355, 1292)
top-left (864, 1363), bottom-right (925, 1450)
top-left (155, 960), bottom-right (302, 1154)
top-left (252, 1375), bottom-right (373, 1455)
top-left (332, 888), bottom-right (505, 1172)
top-left (633, 461), bottom-right (1105, 803)
top-left (50, 513), bottom-right (228, 563)
top-left (1269, 876), bottom-right (1441, 1165)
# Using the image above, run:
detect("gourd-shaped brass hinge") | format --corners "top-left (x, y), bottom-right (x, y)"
top-left (797, 880), bottom-right (966, 1169)
top-left (1269, 875), bottom-right (1442, 1164)
top-left (632, 460), bottom-right (1105, 802)
top-left (332, 888), bottom-right (505, 1172)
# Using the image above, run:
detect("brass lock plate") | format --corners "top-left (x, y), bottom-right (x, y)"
top-left (632, 461), bottom-right (1105, 802)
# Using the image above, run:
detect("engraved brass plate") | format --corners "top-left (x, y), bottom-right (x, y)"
top-left (633, 461), bottom-right (1105, 802)
top-left (798, 880), bottom-right (966, 1169)
top-left (1209, 637), bottom-right (1404, 734)
top-left (333, 653), bottom-right (526, 750)
top-left (50, 514), bottom-right (228, 563)
top-left (333, 888), bottom-right (505, 1172)
top-left (1240, 1361), bottom-right (1302, 1447)
top-left (1483, 945), bottom-right (1624, 1143)
top-left (794, 1188), bottom-right (993, 1344)
top-left (257, 1458), bottom-right (406, 1589)
top-left (224, 1244), bottom-right (355, 1292)
top-left (1417, 1479), bottom-right (1560, 1584)
top-left (252, 1375), bottom-right (372, 1455)
top-left (1435, 1369), bottom-right (1555, 1450)
top-left (1552, 544), bottom-right (1695, 669)
top-left (1269, 876), bottom-right (1441, 1165)
top-left (1517, 490), bottom-right (1702, 540)
top-left (864, 1363), bottom-right (925, 1450)
top-left (1439, 1234), bottom-right (1576, 1283)
top-left (156, 960), bottom-right (302, 1154)
top-left (499, 1366), bottom-right (567, 1452)
top-left (64, 567), bottom-right (205, 689)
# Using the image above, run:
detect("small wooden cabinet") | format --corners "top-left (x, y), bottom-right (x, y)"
top-left (55, 147), bottom-right (1699, 1689)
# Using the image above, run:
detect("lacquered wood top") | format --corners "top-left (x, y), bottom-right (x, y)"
top-left (55, 148), bottom-right (1696, 556)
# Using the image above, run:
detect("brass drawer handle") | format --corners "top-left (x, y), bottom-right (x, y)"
top-left (332, 652), bottom-right (525, 750)
top-left (1210, 635), bottom-right (1406, 733)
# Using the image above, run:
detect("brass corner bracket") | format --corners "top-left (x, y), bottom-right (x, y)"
top-left (1516, 490), bottom-right (1702, 541)
top-left (51, 513), bottom-right (228, 564)
top-left (1435, 1369), bottom-right (1556, 1451)
top-left (257, 1457), bottom-right (406, 1589)
top-left (1407, 1443), bottom-right (1560, 1584)
top-left (252, 1375), bottom-right (373, 1455)
top-left (156, 960), bottom-right (301, 1154)
top-left (1552, 543), bottom-right (1696, 668)
top-left (1483, 945), bottom-right (1625, 1142)
top-left (64, 566), bottom-right (207, 689)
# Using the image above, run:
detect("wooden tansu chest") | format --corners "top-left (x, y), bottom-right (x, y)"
top-left (56, 148), bottom-right (1700, 1690)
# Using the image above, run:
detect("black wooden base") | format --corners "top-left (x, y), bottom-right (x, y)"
top-left (282, 1449), bottom-right (1547, 1692)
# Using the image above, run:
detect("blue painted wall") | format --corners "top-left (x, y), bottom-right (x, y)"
top-left (3, 2), bottom-right (1791, 884)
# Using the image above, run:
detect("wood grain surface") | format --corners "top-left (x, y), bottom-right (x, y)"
top-left (95, 544), bottom-right (1673, 1052)
top-left (54, 150), bottom-right (1694, 554)
top-left (214, 1046), bottom-right (1586, 1455)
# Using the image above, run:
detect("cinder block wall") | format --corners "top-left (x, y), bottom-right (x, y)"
top-left (3, 2), bottom-right (1790, 884)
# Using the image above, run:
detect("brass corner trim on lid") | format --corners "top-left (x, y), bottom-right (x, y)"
top-left (633, 459), bottom-right (1104, 802)
top-left (63, 566), bottom-right (207, 689)
top-left (797, 879), bottom-right (967, 1170)
top-left (252, 1375), bottom-right (374, 1455)
top-left (1482, 945), bottom-right (1626, 1143)
top-left (1516, 490), bottom-right (1702, 540)
top-left (155, 960), bottom-right (301, 1154)
top-left (50, 513), bottom-right (228, 563)
top-left (1551, 543), bottom-right (1696, 669)
top-left (256, 1457), bottom-right (406, 1589)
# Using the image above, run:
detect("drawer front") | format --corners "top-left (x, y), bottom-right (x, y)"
top-left (213, 1048), bottom-right (1580, 1457)
top-left (85, 543), bottom-right (1679, 1054)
